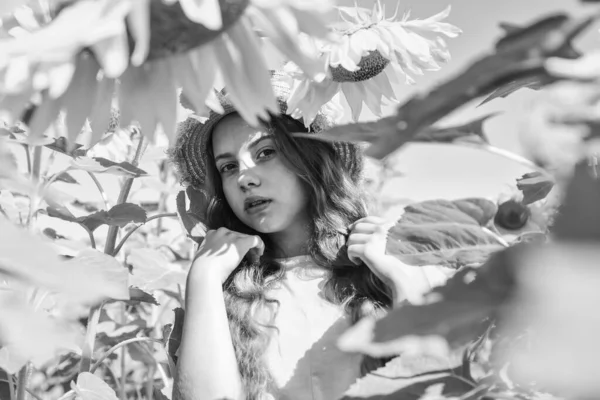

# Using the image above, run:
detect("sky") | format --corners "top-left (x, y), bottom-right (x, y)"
top-left (334, 0), bottom-right (600, 213)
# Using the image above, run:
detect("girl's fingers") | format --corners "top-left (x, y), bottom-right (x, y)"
top-left (350, 223), bottom-right (378, 234)
top-left (349, 216), bottom-right (386, 230)
top-left (346, 233), bottom-right (371, 247)
top-left (347, 243), bottom-right (365, 265)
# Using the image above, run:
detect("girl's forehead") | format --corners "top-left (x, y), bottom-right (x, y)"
top-left (212, 114), bottom-right (271, 154)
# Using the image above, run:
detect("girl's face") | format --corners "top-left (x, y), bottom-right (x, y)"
top-left (211, 114), bottom-right (309, 235)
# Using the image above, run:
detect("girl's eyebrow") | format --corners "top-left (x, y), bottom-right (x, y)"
top-left (214, 134), bottom-right (274, 163)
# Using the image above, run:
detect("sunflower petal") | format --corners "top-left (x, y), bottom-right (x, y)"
top-left (47, 62), bottom-right (76, 99)
top-left (90, 21), bottom-right (129, 79)
top-left (61, 53), bottom-right (99, 144)
top-left (178, 0), bottom-right (222, 30)
top-left (149, 59), bottom-right (178, 142)
top-left (28, 94), bottom-right (61, 139)
top-left (371, 68), bottom-right (396, 101)
top-left (175, 48), bottom-right (216, 113)
top-left (127, 0), bottom-right (150, 67)
top-left (88, 77), bottom-right (115, 147)
top-left (226, 16), bottom-right (278, 116)
top-left (118, 65), bottom-right (157, 138)
top-left (247, 6), bottom-right (326, 80)
top-left (359, 81), bottom-right (383, 116)
top-left (211, 34), bottom-right (262, 125)
top-left (341, 82), bottom-right (363, 121)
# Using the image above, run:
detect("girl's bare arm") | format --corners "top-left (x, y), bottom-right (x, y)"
top-left (173, 267), bottom-right (245, 400)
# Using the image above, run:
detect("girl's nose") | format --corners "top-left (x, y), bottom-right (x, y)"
top-left (237, 169), bottom-right (260, 190)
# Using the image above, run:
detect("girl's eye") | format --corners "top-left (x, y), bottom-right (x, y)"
top-left (219, 163), bottom-right (236, 174)
top-left (257, 148), bottom-right (276, 159)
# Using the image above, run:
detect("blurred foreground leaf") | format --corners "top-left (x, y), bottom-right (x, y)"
top-left (413, 113), bottom-right (499, 144)
top-left (338, 248), bottom-right (516, 359)
top-left (0, 293), bottom-right (83, 374)
top-left (478, 76), bottom-right (545, 107)
top-left (340, 356), bottom-right (474, 400)
top-left (386, 198), bottom-right (505, 268)
top-left (0, 221), bottom-right (129, 302)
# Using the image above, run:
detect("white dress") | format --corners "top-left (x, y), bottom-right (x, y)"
top-left (261, 256), bottom-right (364, 400)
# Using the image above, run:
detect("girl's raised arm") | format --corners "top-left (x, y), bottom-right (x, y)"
top-left (173, 228), bottom-right (264, 400)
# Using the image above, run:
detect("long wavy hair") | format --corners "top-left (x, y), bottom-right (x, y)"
top-left (192, 113), bottom-right (393, 399)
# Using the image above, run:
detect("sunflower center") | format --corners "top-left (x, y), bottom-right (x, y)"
top-left (330, 50), bottom-right (390, 82)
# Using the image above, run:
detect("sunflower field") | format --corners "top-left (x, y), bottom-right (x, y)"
top-left (1, 0), bottom-right (600, 399)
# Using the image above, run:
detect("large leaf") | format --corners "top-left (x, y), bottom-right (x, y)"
top-left (338, 248), bottom-right (516, 359)
top-left (71, 372), bottom-right (119, 400)
top-left (386, 198), bottom-right (505, 269)
top-left (340, 356), bottom-right (474, 400)
top-left (477, 76), bottom-right (545, 107)
top-left (0, 221), bottom-right (129, 303)
top-left (516, 172), bottom-right (555, 205)
top-left (413, 113), bottom-right (498, 144)
top-left (0, 293), bottom-right (83, 374)
top-left (70, 156), bottom-right (148, 177)
top-left (47, 202), bottom-right (147, 232)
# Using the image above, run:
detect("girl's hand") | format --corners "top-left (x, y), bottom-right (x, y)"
top-left (346, 216), bottom-right (423, 304)
top-left (191, 228), bottom-right (265, 284)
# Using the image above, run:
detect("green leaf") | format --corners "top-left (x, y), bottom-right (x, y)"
top-left (72, 371), bottom-right (119, 400)
top-left (516, 172), bottom-right (555, 205)
top-left (176, 189), bottom-right (207, 242)
top-left (126, 248), bottom-right (187, 291)
top-left (340, 356), bottom-right (474, 400)
top-left (48, 203), bottom-right (147, 232)
top-left (386, 198), bottom-right (505, 268)
top-left (55, 172), bottom-right (78, 184)
top-left (166, 307), bottom-right (185, 365)
top-left (79, 203), bottom-right (147, 232)
top-left (128, 287), bottom-right (159, 305)
top-left (414, 113), bottom-right (499, 144)
top-left (45, 136), bottom-right (86, 157)
top-left (70, 156), bottom-right (148, 177)
top-left (96, 315), bottom-right (147, 347)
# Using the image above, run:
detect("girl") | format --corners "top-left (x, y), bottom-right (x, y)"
top-left (168, 75), bottom-right (412, 400)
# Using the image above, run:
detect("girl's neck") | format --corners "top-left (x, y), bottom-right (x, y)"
top-left (267, 222), bottom-right (311, 259)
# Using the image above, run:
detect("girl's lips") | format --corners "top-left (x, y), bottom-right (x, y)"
top-left (245, 199), bottom-right (272, 215)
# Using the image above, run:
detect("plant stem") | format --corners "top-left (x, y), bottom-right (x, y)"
top-left (104, 131), bottom-right (147, 255)
top-left (7, 375), bottom-right (16, 400)
top-left (16, 364), bottom-right (31, 400)
top-left (25, 389), bottom-right (43, 400)
top-left (78, 222), bottom-right (96, 249)
top-left (79, 302), bottom-right (104, 373)
top-left (119, 346), bottom-right (126, 400)
top-left (112, 213), bottom-right (178, 257)
top-left (90, 337), bottom-right (164, 374)
top-left (22, 145), bottom-right (31, 176)
top-left (87, 172), bottom-right (111, 210)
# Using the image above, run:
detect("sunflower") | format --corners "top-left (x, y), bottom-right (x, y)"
top-left (285, 1), bottom-right (462, 123)
top-left (0, 0), bottom-right (333, 147)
